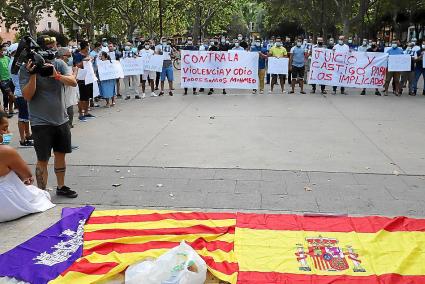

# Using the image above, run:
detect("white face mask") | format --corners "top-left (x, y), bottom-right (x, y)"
top-left (276, 42), bottom-right (282, 47)
top-left (225, 40), bottom-right (230, 44)
top-left (329, 40), bottom-right (334, 45)
top-left (392, 43), bottom-right (397, 48)
top-left (255, 42), bottom-right (261, 47)
top-left (362, 41), bottom-right (367, 46)
top-left (348, 40), bottom-right (353, 43)
top-left (422, 45), bottom-right (425, 49)
top-left (124, 46), bottom-right (130, 51)
top-left (238, 36), bottom-right (242, 41)
top-left (338, 40), bottom-right (344, 45)
top-left (145, 45), bottom-right (150, 49)
top-left (235, 43), bottom-right (239, 47)
top-left (187, 41), bottom-right (193, 45)
top-left (296, 42), bottom-right (302, 47)
top-left (221, 39), bottom-right (226, 43)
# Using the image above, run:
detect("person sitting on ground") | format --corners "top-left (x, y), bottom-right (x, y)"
top-left (0, 109), bottom-right (55, 222)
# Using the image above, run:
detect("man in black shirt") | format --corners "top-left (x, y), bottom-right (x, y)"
top-left (360, 42), bottom-right (381, 96)
top-left (183, 36), bottom-right (198, 95)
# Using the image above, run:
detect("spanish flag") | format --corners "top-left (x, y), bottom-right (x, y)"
top-left (235, 213), bottom-right (425, 284)
top-left (51, 209), bottom-right (238, 284)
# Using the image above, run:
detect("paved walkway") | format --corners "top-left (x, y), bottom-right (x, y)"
top-left (2, 75), bottom-right (425, 253)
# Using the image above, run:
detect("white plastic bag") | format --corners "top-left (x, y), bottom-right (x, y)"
top-left (125, 241), bottom-right (207, 284)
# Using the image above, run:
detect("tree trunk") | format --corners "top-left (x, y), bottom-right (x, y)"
top-left (342, 18), bottom-right (350, 36)
top-left (127, 24), bottom-right (136, 41)
top-left (28, 18), bottom-right (37, 38)
top-left (192, 3), bottom-right (201, 44)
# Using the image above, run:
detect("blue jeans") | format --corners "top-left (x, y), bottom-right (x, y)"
top-left (160, 66), bottom-right (174, 81)
top-left (414, 68), bottom-right (425, 93)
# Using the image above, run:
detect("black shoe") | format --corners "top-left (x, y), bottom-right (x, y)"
top-left (193, 91), bottom-right (198, 95)
top-left (169, 91), bottom-right (173, 96)
top-left (199, 88), bottom-right (204, 92)
top-left (56, 186), bottom-right (78, 198)
top-left (117, 94), bottom-right (122, 98)
top-left (135, 95), bottom-right (141, 99)
top-left (375, 91), bottom-right (382, 96)
top-left (360, 90), bottom-right (366, 96)
top-left (84, 113), bottom-right (96, 119)
top-left (125, 95), bottom-right (131, 100)
top-left (19, 140), bottom-right (34, 147)
top-left (183, 92), bottom-right (188, 96)
top-left (222, 90), bottom-right (227, 95)
top-left (208, 91), bottom-right (213, 95)
top-left (422, 91), bottom-right (425, 96)
top-left (159, 92), bottom-right (164, 96)
top-left (26, 135), bottom-right (33, 141)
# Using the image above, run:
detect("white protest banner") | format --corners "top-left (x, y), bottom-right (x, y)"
top-left (267, 57), bottom-right (289, 75)
top-left (83, 61), bottom-right (97, 85)
top-left (121, 57), bottom-right (144, 76)
top-left (181, 50), bottom-right (259, 89)
top-left (388, 55), bottom-right (411, 72)
top-left (97, 60), bottom-right (124, 81)
top-left (308, 48), bottom-right (388, 88)
top-left (141, 54), bottom-right (164, 72)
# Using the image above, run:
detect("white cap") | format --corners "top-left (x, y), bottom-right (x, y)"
top-left (7, 43), bottom-right (18, 54)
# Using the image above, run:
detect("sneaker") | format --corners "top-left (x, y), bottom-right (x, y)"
top-left (19, 140), bottom-right (34, 147)
top-left (341, 91), bottom-right (347, 95)
top-left (360, 90), bottom-right (366, 96)
top-left (125, 95), bottom-right (131, 100)
top-left (155, 86), bottom-right (159, 90)
top-left (84, 113), bottom-right (96, 119)
top-left (169, 91), bottom-right (173, 96)
top-left (158, 92), bottom-right (164, 96)
top-left (268, 90), bottom-right (272, 94)
top-left (332, 91), bottom-right (337, 95)
top-left (259, 90), bottom-right (264, 94)
top-left (375, 91), bottom-right (382, 96)
top-left (183, 92), bottom-right (188, 95)
top-left (199, 88), bottom-right (204, 92)
top-left (78, 115), bottom-right (87, 122)
top-left (321, 90), bottom-right (327, 94)
top-left (281, 90), bottom-right (286, 94)
top-left (135, 95), bottom-right (141, 99)
top-left (222, 90), bottom-right (227, 95)
top-left (142, 93), bottom-right (146, 99)
top-left (26, 135), bottom-right (34, 142)
top-left (56, 185), bottom-right (78, 198)
top-left (289, 90), bottom-right (295, 94)
top-left (93, 103), bottom-right (100, 107)
top-left (252, 89), bottom-right (257, 94)
top-left (151, 92), bottom-right (157, 97)
top-left (310, 89), bottom-right (316, 94)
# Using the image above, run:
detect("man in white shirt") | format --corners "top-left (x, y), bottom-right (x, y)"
top-left (357, 39), bottom-right (369, 52)
top-left (332, 35), bottom-right (349, 95)
top-left (155, 37), bottom-right (175, 96)
top-left (139, 40), bottom-right (157, 98)
top-left (122, 42), bottom-right (141, 100)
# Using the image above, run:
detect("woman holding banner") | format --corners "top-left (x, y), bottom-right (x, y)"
top-left (98, 52), bottom-right (116, 107)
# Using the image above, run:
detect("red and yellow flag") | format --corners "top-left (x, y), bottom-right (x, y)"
top-left (51, 209), bottom-right (238, 284)
top-left (235, 213), bottom-right (425, 284)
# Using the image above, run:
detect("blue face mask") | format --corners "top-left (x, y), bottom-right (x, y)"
top-left (0, 133), bottom-right (13, 145)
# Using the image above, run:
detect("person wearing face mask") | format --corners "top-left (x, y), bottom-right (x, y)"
top-left (138, 39), bottom-right (157, 98)
top-left (238, 34), bottom-right (248, 50)
top-left (155, 37), bottom-right (175, 96)
top-left (183, 36), bottom-right (198, 96)
top-left (219, 36), bottom-right (230, 51)
top-left (310, 37), bottom-right (327, 94)
top-left (57, 48), bottom-right (79, 129)
top-left (283, 37), bottom-right (293, 84)
top-left (411, 38), bottom-right (420, 53)
top-left (384, 40), bottom-right (404, 96)
top-left (20, 37), bottom-right (78, 198)
top-left (357, 39), bottom-right (369, 52)
top-left (268, 37), bottom-right (288, 94)
top-left (106, 43), bottom-right (123, 98)
top-left (266, 37), bottom-right (276, 85)
top-left (0, 45), bottom-right (14, 118)
top-left (7, 43), bottom-right (34, 147)
top-left (122, 42), bottom-right (141, 100)
top-left (101, 38), bottom-right (109, 53)
top-left (332, 35), bottom-right (349, 95)
top-left (250, 37), bottom-right (268, 94)
top-left (289, 38), bottom-right (307, 94)
top-left (360, 42), bottom-right (382, 96)
top-left (0, 109), bottom-right (56, 222)
top-left (413, 40), bottom-right (425, 96)
top-left (347, 37), bottom-right (358, 51)
top-left (208, 39), bottom-right (226, 96)
top-left (401, 42), bottom-right (416, 96)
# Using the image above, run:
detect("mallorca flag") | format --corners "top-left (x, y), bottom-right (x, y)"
top-left (235, 213), bottom-right (425, 283)
top-left (51, 209), bottom-right (238, 284)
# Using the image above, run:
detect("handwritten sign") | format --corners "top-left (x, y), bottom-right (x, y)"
top-left (141, 54), bottom-right (164, 72)
top-left (387, 55), bottom-right (411, 72)
top-left (267, 57), bottom-right (289, 75)
top-left (83, 61), bottom-right (97, 85)
top-left (97, 60), bottom-right (124, 81)
top-left (308, 48), bottom-right (388, 88)
top-left (121, 57), bottom-right (144, 76)
top-left (180, 50), bottom-right (259, 89)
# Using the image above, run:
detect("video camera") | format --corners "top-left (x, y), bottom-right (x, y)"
top-left (11, 35), bottom-right (56, 77)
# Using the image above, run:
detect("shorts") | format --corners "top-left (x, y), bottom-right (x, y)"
top-left (292, 66), bottom-right (305, 80)
top-left (31, 123), bottom-right (72, 161)
top-left (78, 80), bottom-right (93, 102)
top-left (15, 97), bottom-right (29, 122)
top-left (142, 70), bottom-right (156, 81)
top-left (385, 72), bottom-right (400, 84)
top-left (0, 79), bottom-right (12, 94)
top-left (271, 74), bottom-right (286, 80)
top-left (160, 66), bottom-right (174, 81)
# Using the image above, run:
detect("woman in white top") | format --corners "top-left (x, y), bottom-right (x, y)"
top-left (0, 109), bottom-right (55, 222)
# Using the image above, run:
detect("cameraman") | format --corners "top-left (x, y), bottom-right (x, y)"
top-left (19, 36), bottom-right (78, 198)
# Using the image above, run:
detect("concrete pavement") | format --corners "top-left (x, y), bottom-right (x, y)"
top-left (2, 74), bottom-right (425, 253)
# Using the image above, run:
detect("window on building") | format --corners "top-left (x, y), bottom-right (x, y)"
top-left (48, 22), bottom-right (52, 29)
